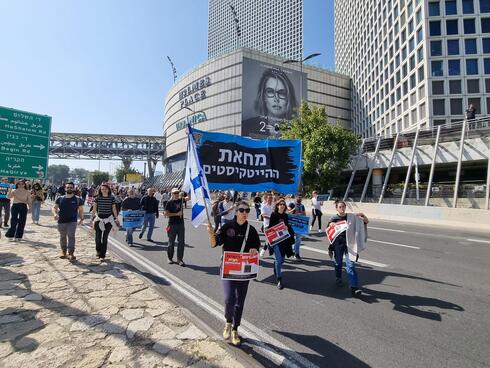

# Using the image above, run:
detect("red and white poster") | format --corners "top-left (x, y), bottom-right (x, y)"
top-left (264, 222), bottom-right (290, 246)
top-left (221, 252), bottom-right (259, 281)
top-left (326, 220), bottom-right (348, 244)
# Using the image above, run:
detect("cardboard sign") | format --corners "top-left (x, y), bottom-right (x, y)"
top-left (287, 214), bottom-right (310, 235)
top-left (0, 183), bottom-right (13, 199)
top-left (122, 210), bottom-right (145, 229)
top-left (326, 220), bottom-right (348, 244)
top-left (316, 194), bottom-right (330, 202)
top-left (221, 251), bottom-right (259, 281)
top-left (264, 222), bottom-right (290, 246)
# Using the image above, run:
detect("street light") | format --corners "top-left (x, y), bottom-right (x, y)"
top-left (229, 4), bottom-right (241, 48)
top-left (283, 53), bottom-right (322, 106)
top-left (166, 56), bottom-right (178, 83)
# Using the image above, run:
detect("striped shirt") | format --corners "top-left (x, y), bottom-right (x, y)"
top-left (96, 195), bottom-right (115, 218)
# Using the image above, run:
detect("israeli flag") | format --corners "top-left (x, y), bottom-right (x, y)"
top-left (182, 125), bottom-right (212, 228)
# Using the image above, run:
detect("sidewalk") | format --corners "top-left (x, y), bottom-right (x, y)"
top-left (0, 211), bottom-right (245, 368)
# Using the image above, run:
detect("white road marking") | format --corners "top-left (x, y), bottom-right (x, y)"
top-left (369, 226), bottom-right (405, 233)
top-left (466, 238), bottom-right (490, 244)
top-left (369, 239), bottom-right (420, 250)
top-left (301, 246), bottom-right (389, 268)
top-left (98, 230), bottom-right (319, 368)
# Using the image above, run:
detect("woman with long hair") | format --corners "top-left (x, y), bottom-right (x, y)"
top-left (5, 180), bottom-right (31, 241)
top-left (31, 182), bottom-right (44, 225)
top-left (256, 68), bottom-right (297, 120)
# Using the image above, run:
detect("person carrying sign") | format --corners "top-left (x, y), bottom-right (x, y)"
top-left (288, 194), bottom-right (306, 261)
top-left (269, 198), bottom-right (295, 289)
top-left (327, 199), bottom-right (369, 297)
top-left (121, 189), bottom-right (141, 246)
top-left (207, 201), bottom-right (260, 347)
top-left (0, 178), bottom-right (12, 228)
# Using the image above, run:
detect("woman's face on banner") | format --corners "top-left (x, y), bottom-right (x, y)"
top-left (264, 76), bottom-right (287, 118)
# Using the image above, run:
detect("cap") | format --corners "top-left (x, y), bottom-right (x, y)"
top-left (171, 188), bottom-right (180, 193)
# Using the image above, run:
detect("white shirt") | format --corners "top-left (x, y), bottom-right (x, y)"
top-left (221, 200), bottom-right (235, 221)
top-left (312, 197), bottom-right (323, 211)
top-left (162, 192), bottom-right (170, 201)
top-left (260, 202), bottom-right (274, 228)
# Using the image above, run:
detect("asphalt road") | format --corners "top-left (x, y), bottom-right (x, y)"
top-left (104, 208), bottom-right (490, 368)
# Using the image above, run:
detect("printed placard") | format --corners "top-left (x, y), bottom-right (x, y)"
top-left (122, 210), bottom-right (145, 229)
top-left (221, 251), bottom-right (259, 281)
top-left (264, 222), bottom-right (290, 246)
top-left (326, 220), bottom-right (348, 244)
top-left (287, 214), bottom-right (310, 235)
top-left (0, 183), bottom-right (14, 199)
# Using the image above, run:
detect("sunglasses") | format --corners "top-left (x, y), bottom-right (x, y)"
top-left (278, 203), bottom-right (286, 206)
top-left (265, 88), bottom-right (287, 100)
top-left (237, 208), bottom-right (250, 213)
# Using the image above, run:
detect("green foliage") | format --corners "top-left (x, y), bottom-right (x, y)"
top-left (47, 165), bottom-right (70, 185)
top-left (89, 170), bottom-right (110, 186)
top-left (281, 103), bottom-right (361, 193)
top-left (70, 168), bottom-right (89, 183)
top-left (115, 166), bottom-right (140, 183)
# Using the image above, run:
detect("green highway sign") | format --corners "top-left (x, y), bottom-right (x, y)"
top-left (0, 106), bottom-right (51, 179)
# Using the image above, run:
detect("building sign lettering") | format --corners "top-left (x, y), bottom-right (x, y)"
top-left (179, 77), bottom-right (211, 108)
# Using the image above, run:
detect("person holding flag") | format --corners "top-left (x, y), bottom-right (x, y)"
top-left (327, 199), bottom-right (369, 297)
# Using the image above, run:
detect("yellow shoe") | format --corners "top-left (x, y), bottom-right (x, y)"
top-left (223, 322), bottom-right (232, 340)
top-left (231, 330), bottom-right (241, 346)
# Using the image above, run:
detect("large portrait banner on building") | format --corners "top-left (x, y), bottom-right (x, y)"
top-left (241, 57), bottom-right (306, 139)
top-left (192, 128), bottom-right (302, 194)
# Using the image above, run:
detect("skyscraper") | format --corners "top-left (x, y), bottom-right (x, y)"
top-left (335, 0), bottom-right (490, 138)
top-left (208, 0), bottom-right (303, 60)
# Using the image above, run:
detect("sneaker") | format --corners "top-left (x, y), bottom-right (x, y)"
top-left (138, 232), bottom-right (143, 239)
top-left (294, 254), bottom-right (302, 262)
top-left (351, 287), bottom-right (361, 297)
top-left (318, 229), bottom-right (322, 232)
top-left (231, 330), bottom-right (241, 346)
top-left (178, 260), bottom-right (186, 267)
top-left (128, 243), bottom-right (133, 247)
top-left (309, 226), bottom-right (313, 231)
top-left (147, 239), bottom-right (155, 243)
top-left (168, 259), bottom-right (175, 264)
top-left (14, 238), bottom-right (21, 242)
top-left (68, 252), bottom-right (76, 261)
top-left (59, 250), bottom-right (67, 259)
top-left (223, 322), bottom-right (232, 340)
top-left (335, 278), bottom-right (343, 286)
top-left (277, 278), bottom-right (284, 290)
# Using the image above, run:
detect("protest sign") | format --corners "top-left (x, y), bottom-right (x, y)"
top-left (264, 222), bottom-right (290, 246)
top-left (326, 220), bottom-right (348, 244)
top-left (122, 210), bottom-right (145, 229)
top-left (288, 214), bottom-right (310, 235)
top-left (0, 183), bottom-right (13, 199)
top-left (316, 194), bottom-right (330, 202)
top-left (221, 251), bottom-right (259, 281)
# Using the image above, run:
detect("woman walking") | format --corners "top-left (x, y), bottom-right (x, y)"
top-left (268, 199), bottom-right (295, 289)
top-left (327, 199), bottom-right (369, 297)
top-left (90, 184), bottom-right (119, 261)
top-left (310, 191), bottom-right (323, 232)
top-left (31, 182), bottom-right (44, 225)
top-left (208, 201), bottom-right (260, 346)
top-left (5, 180), bottom-right (31, 241)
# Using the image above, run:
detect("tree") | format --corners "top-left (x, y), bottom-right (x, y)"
top-left (115, 166), bottom-right (140, 183)
top-left (47, 164), bottom-right (70, 184)
top-left (280, 103), bottom-right (361, 193)
top-left (89, 170), bottom-right (110, 186)
top-left (70, 168), bottom-right (90, 183)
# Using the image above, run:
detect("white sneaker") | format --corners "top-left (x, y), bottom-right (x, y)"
top-left (309, 226), bottom-right (313, 231)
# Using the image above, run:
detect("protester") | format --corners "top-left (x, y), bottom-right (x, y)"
top-left (311, 191), bottom-right (323, 232)
top-left (30, 182), bottom-right (44, 225)
top-left (219, 194), bottom-right (235, 225)
top-left (253, 193), bottom-right (262, 220)
top-left (260, 193), bottom-right (274, 232)
top-left (327, 199), bottom-right (369, 297)
top-left (465, 103), bottom-right (476, 121)
top-left (269, 198), bottom-right (295, 289)
top-left (207, 201), bottom-right (260, 346)
top-left (288, 194), bottom-right (306, 261)
top-left (211, 194), bottom-right (224, 232)
top-left (90, 184), bottom-right (119, 261)
top-left (121, 188), bottom-right (141, 246)
top-left (0, 178), bottom-right (11, 228)
top-left (139, 188), bottom-right (159, 242)
top-left (165, 188), bottom-right (186, 266)
top-left (52, 182), bottom-right (84, 261)
top-left (5, 180), bottom-right (31, 241)
top-left (161, 189), bottom-right (170, 209)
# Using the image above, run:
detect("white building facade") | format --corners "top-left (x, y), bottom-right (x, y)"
top-left (208, 0), bottom-right (303, 61)
top-left (335, 0), bottom-right (490, 138)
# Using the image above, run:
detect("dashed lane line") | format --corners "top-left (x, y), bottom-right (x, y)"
top-left (301, 246), bottom-right (389, 268)
top-left (369, 239), bottom-right (420, 250)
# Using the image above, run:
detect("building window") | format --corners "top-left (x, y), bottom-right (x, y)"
top-left (446, 19), bottom-right (459, 35)
top-left (430, 21), bottom-right (442, 36)
top-left (449, 79), bottom-right (462, 93)
top-left (448, 59), bottom-right (461, 75)
top-left (481, 0), bottom-right (490, 12)
top-left (417, 46), bottom-right (424, 62)
top-left (485, 58), bottom-right (490, 73)
top-left (450, 98), bottom-right (463, 114)
top-left (466, 59), bottom-right (479, 74)
top-left (482, 18), bottom-right (490, 32)
top-left (465, 38), bottom-right (478, 53)
top-left (445, 0), bottom-right (457, 14)
top-left (432, 80), bottom-right (445, 94)
top-left (463, 0), bottom-right (475, 13)
top-left (483, 38), bottom-right (490, 52)
top-left (467, 79), bottom-right (480, 92)
top-left (417, 28), bottom-right (424, 43)
top-left (433, 99), bottom-right (446, 115)
top-left (434, 119), bottom-right (447, 126)
top-left (429, 2), bottom-right (441, 16)
top-left (486, 78), bottom-right (490, 92)
top-left (431, 40), bottom-right (443, 56)
top-left (447, 39), bottom-right (460, 54)
top-left (464, 19), bottom-right (476, 33)
top-left (418, 65), bottom-right (425, 82)
top-left (432, 60), bottom-right (444, 76)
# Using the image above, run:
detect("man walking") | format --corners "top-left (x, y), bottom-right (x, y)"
top-left (121, 188), bottom-right (141, 246)
top-left (165, 188), bottom-right (186, 266)
top-left (0, 178), bottom-right (11, 228)
top-left (288, 194), bottom-right (306, 261)
top-left (52, 182), bottom-right (84, 261)
top-left (139, 188), bottom-right (159, 242)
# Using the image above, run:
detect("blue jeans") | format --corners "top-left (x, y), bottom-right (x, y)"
top-left (273, 244), bottom-right (284, 278)
top-left (126, 227), bottom-right (134, 245)
top-left (334, 244), bottom-right (358, 287)
top-left (31, 200), bottom-right (41, 222)
top-left (141, 213), bottom-right (156, 240)
top-left (294, 234), bottom-right (302, 256)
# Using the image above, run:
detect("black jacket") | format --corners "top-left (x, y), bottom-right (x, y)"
top-left (269, 212), bottom-right (295, 258)
top-left (140, 195), bottom-right (159, 217)
top-left (216, 220), bottom-right (261, 253)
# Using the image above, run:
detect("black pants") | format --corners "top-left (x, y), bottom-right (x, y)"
top-left (0, 200), bottom-right (10, 226)
top-left (213, 215), bottom-right (221, 232)
top-left (223, 280), bottom-right (250, 329)
top-left (311, 209), bottom-right (322, 230)
top-left (94, 221), bottom-right (112, 258)
top-left (6, 203), bottom-right (28, 239)
top-left (167, 223), bottom-right (185, 261)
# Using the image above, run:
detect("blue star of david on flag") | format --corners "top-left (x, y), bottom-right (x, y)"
top-left (182, 125), bottom-right (212, 228)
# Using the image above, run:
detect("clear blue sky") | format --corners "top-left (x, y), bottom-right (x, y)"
top-left (0, 0), bottom-right (335, 175)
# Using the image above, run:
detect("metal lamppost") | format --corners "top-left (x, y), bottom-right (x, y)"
top-left (283, 53), bottom-right (321, 106)
top-left (229, 4), bottom-right (241, 48)
top-left (166, 56), bottom-right (177, 83)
